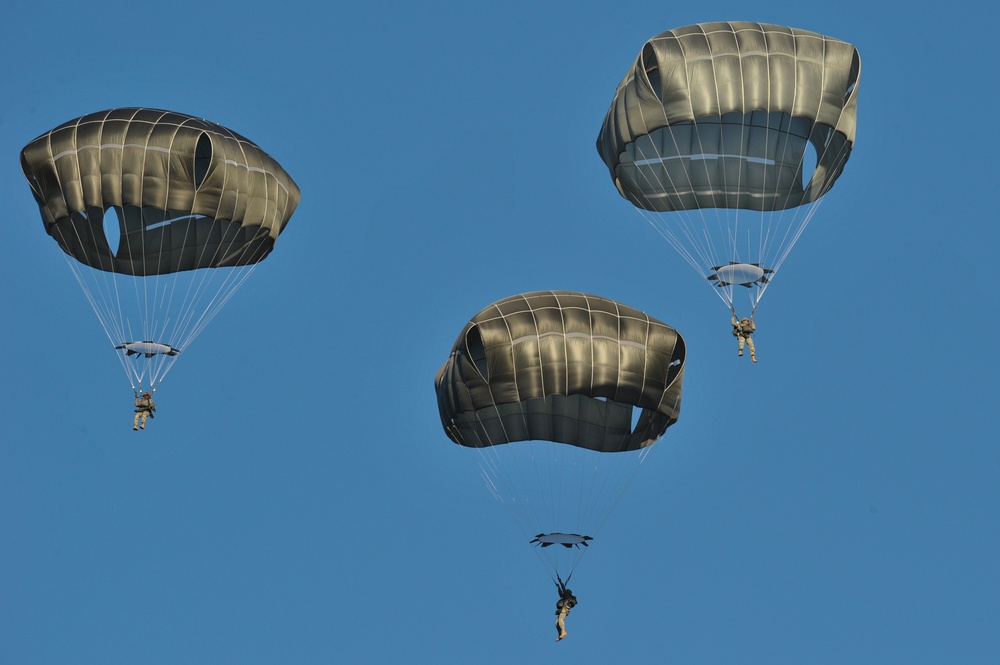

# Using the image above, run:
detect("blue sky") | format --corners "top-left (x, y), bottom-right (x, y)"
top-left (2, 1), bottom-right (998, 663)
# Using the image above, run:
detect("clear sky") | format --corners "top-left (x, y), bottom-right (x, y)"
top-left (2, 1), bottom-right (998, 663)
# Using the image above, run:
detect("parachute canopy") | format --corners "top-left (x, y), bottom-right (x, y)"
top-left (21, 108), bottom-right (300, 276)
top-left (435, 291), bottom-right (685, 581)
top-left (596, 22), bottom-right (860, 312)
top-left (435, 290), bottom-right (685, 453)
top-left (20, 108), bottom-right (300, 393)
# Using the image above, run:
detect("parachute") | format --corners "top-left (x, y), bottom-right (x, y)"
top-left (20, 108), bottom-right (300, 393)
top-left (435, 291), bottom-right (685, 581)
top-left (597, 22), bottom-right (860, 314)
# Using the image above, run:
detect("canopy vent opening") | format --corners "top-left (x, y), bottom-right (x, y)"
top-left (194, 132), bottom-right (212, 189)
top-left (102, 206), bottom-right (122, 255)
top-left (630, 406), bottom-right (643, 433)
top-left (465, 325), bottom-right (489, 381)
top-left (846, 51), bottom-right (860, 100)
top-left (802, 140), bottom-right (818, 189)
top-left (641, 42), bottom-right (663, 102)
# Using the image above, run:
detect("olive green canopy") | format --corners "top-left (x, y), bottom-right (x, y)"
top-left (435, 291), bottom-right (685, 453)
top-left (596, 21), bottom-right (860, 212)
top-left (21, 108), bottom-right (300, 275)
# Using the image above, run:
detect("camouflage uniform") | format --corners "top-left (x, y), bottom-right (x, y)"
top-left (555, 590), bottom-right (577, 641)
top-left (133, 394), bottom-right (156, 430)
top-left (731, 314), bottom-right (757, 362)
